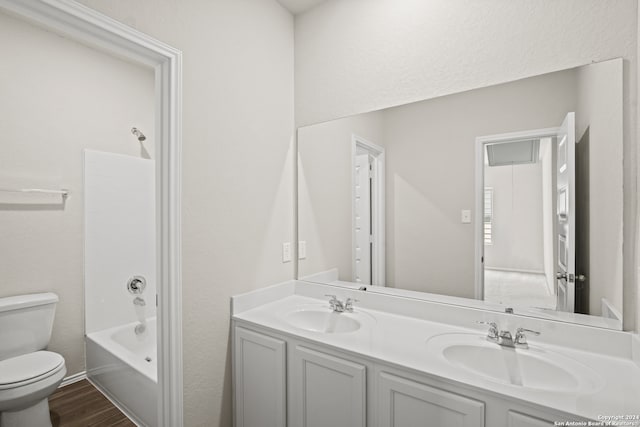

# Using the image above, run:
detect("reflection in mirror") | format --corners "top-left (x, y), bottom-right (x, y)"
top-left (297, 58), bottom-right (623, 329)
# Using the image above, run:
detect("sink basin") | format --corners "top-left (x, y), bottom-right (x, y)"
top-left (283, 308), bottom-right (361, 334)
top-left (427, 333), bottom-right (602, 393)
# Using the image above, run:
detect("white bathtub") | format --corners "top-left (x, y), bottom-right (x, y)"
top-left (86, 318), bottom-right (157, 427)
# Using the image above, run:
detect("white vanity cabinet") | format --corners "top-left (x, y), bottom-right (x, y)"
top-left (373, 365), bottom-right (568, 427)
top-left (233, 322), bottom-right (588, 427)
top-left (506, 411), bottom-right (556, 427)
top-left (233, 327), bottom-right (287, 427)
top-left (377, 371), bottom-right (485, 427)
top-left (290, 345), bottom-right (367, 427)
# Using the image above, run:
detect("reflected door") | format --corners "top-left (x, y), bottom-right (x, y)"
top-left (354, 153), bottom-right (372, 284)
top-left (555, 112), bottom-right (576, 312)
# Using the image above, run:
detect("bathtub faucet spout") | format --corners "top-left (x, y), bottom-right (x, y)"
top-left (133, 296), bottom-right (146, 307)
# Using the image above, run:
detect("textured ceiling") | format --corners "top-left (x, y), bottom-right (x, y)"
top-left (277, 0), bottom-right (328, 15)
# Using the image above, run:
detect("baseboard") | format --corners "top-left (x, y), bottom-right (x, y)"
top-left (485, 267), bottom-right (546, 275)
top-left (60, 371), bottom-right (87, 388)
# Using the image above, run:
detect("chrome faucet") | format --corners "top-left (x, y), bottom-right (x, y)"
top-left (326, 295), bottom-right (344, 312)
top-left (477, 321), bottom-right (540, 348)
top-left (133, 296), bottom-right (146, 307)
top-left (325, 295), bottom-right (358, 313)
top-left (498, 330), bottom-right (515, 347)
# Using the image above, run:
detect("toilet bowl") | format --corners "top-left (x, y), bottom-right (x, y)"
top-left (0, 294), bottom-right (67, 427)
top-left (0, 351), bottom-right (66, 427)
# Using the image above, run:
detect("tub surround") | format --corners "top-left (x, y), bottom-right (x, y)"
top-left (232, 280), bottom-right (640, 424)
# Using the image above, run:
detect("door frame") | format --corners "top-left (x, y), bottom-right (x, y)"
top-left (0, 1), bottom-right (183, 425)
top-left (351, 134), bottom-right (385, 286)
top-left (474, 127), bottom-right (558, 300)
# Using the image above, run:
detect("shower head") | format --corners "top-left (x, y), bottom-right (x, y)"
top-left (131, 127), bottom-right (147, 142)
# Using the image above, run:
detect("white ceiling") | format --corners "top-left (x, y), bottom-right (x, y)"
top-left (277, 0), bottom-right (328, 15)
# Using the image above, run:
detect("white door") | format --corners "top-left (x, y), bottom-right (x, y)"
top-left (555, 112), bottom-right (576, 312)
top-left (354, 153), bottom-right (372, 284)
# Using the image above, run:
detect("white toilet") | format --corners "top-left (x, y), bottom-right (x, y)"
top-left (0, 293), bottom-right (67, 427)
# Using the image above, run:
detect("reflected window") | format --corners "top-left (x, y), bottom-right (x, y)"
top-left (484, 187), bottom-right (493, 245)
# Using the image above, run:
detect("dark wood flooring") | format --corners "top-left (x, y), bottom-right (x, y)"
top-left (49, 379), bottom-right (136, 427)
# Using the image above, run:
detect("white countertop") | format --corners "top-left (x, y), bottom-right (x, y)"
top-left (233, 292), bottom-right (640, 423)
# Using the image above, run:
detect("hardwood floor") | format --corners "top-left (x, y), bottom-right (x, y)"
top-left (49, 379), bottom-right (135, 427)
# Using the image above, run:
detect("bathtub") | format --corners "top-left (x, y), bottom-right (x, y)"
top-left (86, 317), bottom-right (157, 427)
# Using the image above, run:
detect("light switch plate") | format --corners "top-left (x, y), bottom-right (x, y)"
top-left (298, 241), bottom-right (307, 259)
top-left (461, 210), bottom-right (472, 224)
top-left (282, 242), bottom-right (291, 263)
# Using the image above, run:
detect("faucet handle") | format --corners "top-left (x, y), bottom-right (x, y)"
top-left (515, 328), bottom-right (540, 345)
top-left (344, 298), bottom-right (359, 312)
top-left (476, 321), bottom-right (499, 340)
top-left (515, 327), bottom-right (541, 347)
top-left (325, 294), bottom-right (338, 310)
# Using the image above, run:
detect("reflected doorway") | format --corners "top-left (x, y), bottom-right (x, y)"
top-left (351, 135), bottom-right (385, 286)
top-left (476, 113), bottom-right (580, 312)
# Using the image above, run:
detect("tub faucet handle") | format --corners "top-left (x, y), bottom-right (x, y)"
top-left (127, 276), bottom-right (147, 295)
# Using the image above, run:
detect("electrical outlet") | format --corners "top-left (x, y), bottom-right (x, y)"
top-left (298, 241), bottom-right (307, 259)
top-left (282, 242), bottom-right (291, 263)
top-left (461, 209), bottom-right (472, 224)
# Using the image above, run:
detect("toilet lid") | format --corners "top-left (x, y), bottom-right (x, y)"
top-left (0, 351), bottom-right (64, 388)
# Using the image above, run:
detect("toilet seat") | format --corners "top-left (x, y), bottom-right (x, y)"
top-left (0, 351), bottom-right (65, 390)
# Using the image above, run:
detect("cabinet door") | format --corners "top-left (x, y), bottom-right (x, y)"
top-left (234, 327), bottom-right (286, 427)
top-left (378, 372), bottom-right (485, 427)
top-left (507, 411), bottom-right (554, 427)
top-left (291, 345), bottom-right (366, 427)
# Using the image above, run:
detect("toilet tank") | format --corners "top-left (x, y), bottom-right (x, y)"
top-left (0, 293), bottom-right (58, 361)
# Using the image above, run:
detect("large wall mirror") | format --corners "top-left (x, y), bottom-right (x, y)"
top-left (297, 58), bottom-right (623, 330)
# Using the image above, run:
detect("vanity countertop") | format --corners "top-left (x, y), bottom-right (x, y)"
top-left (233, 293), bottom-right (640, 423)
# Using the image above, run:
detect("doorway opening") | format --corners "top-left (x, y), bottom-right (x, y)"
top-left (351, 135), bottom-right (385, 286)
top-left (475, 113), bottom-right (578, 313)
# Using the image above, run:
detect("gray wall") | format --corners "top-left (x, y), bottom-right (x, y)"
top-left (575, 60), bottom-right (624, 317)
